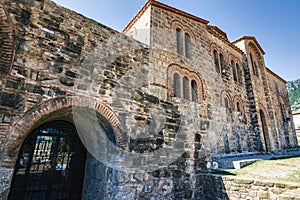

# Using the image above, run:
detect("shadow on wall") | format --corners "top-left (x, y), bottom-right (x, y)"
top-left (195, 174), bottom-right (230, 200)
top-left (83, 153), bottom-right (230, 199)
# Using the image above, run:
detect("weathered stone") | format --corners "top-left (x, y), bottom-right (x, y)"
top-left (59, 77), bottom-right (75, 86)
top-left (0, 0), bottom-right (298, 199)
top-left (276, 182), bottom-right (287, 188)
top-left (0, 92), bottom-right (24, 109)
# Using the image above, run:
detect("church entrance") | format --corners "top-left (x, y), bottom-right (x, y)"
top-left (8, 120), bottom-right (87, 200)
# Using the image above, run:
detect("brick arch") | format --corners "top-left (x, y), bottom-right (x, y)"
top-left (233, 95), bottom-right (244, 113)
top-left (210, 43), bottom-right (227, 62)
top-left (258, 103), bottom-right (272, 151)
top-left (258, 103), bottom-right (269, 125)
top-left (5, 96), bottom-right (126, 159)
top-left (170, 20), bottom-right (195, 40)
top-left (248, 42), bottom-right (263, 58)
top-left (228, 54), bottom-right (242, 65)
top-left (248, 42), bottom-right (264, 67)
top-left (220, 90), bottom-right (232, 109)
top-left (0, 4), bottom-right (16, 75)
top-left (167, 64), bottom-right (205, 103)
top-left (278, 95), bottom-right (288, 120)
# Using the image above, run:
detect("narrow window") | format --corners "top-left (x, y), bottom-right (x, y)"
top-left (250, 53), bottom-right (257, 76)
top-left (213, 50), bottom-right (220, 73)
top-left (237, 102), bottom-right (241, 112)
top-left (191, 80), bottom-right (198, 102)
top-left (280, 103), bottom-right (285, 121)
top-left (219, 53), bottom-right (224, 73)
top-left (231, 60), bottom-right (237, 81)
top-left (254, 62), bottom-right (259, 77)
top-left (183, 76), bottom-right (190, 100)
top-left (176, 28), bottom-right (183, 56)
top-left (185, 33), bottom-right (191, 59)
top-left (236, 63), bottom-right (243, 84)
top-left (173, 73), bottom-right (181, 97)
top-left (224, 97), bottom-right (229, 109)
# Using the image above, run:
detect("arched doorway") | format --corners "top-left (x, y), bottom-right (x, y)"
top-left (259, 110), bottom-right (271, 152)
top-left (8, 120), bottom-right (87, 200)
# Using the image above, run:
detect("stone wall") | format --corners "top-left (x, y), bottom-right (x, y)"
top-left (0, 0), bottom-right (208, 198)
top-left (267, 69), bottom-right (298, 149)
top-left (198, 175), bottom-right (300, 200)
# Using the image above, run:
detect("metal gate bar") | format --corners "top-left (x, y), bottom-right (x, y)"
top-left (8, 121), bottom-right (86, 200)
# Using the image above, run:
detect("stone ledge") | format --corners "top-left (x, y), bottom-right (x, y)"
top-left (233, 158), bottom-right (260, 169)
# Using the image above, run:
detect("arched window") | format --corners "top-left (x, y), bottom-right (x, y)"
top-left (219, 53), bottom-right (224, 73)
top-left (250, 53), bottom-right (259, 76)
top-left (183, 76), bottom-right (190, 100)
top-left (237, 101), bottom-right (241, 112)
top-left (173, 73), bottom-right (181, 97)
top-left (254, 62), bottom-right (259, 77)
top-left (176, 28), bottom-right (183, 56)
top-left (175, 27), bottom-right (192, 59)
top-left (168, 65), bottom-right (202, 103)
top-left (213, 50), bottom-right (220, 73)
top-left (236, 63), bottom-right (243, 84)
top-left (224, 97), bottom-right (229, 109)
top-left (231, 60), bottom-right (237, 81)
top-left (185, 33), bottom-right (191, 59)
top-left (191, 80), bottom-right (198, 102)
top-left (280, 103), bottom-right (285, 122)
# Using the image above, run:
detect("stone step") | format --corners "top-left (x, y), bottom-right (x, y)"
top-left (233, 158), bottom-right (260, 169)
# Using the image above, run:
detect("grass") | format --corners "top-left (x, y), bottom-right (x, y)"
top-left (220, 157), bottom-right (300, 183)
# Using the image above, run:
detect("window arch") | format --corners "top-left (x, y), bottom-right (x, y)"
top-left (220, 90), bottom-right (232, 110)
top-left (211, 44), bottom-right (227, 75)
top-left (233, 96), bottom-right (244, 113)
top-left (168, 65), bottom-right (203, 103)
top-left (229, 55), bottom-right (243, 85)
top-left (172, 21), bottom-right (194, 59)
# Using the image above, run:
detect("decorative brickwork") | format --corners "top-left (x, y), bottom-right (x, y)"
top-left (0, 4), bottom-right (15, 75)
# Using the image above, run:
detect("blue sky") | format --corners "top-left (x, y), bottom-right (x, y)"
top-left (52, 0), bottom-right (300, 81)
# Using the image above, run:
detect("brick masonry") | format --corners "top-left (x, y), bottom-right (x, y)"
top-left (0, 0), bottom-right (298, 199)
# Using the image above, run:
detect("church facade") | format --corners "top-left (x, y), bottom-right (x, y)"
top-left (0, 0), bottom-right (298, 199)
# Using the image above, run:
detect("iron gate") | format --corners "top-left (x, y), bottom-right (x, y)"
top-left (9, 121), bottom-right (87, 200)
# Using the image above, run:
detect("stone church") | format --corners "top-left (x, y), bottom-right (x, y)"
top-left (0, 0), bottom-right (298, 199)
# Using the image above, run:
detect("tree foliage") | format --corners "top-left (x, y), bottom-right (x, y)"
top-left (287, 79), bottom-right (300, 111)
